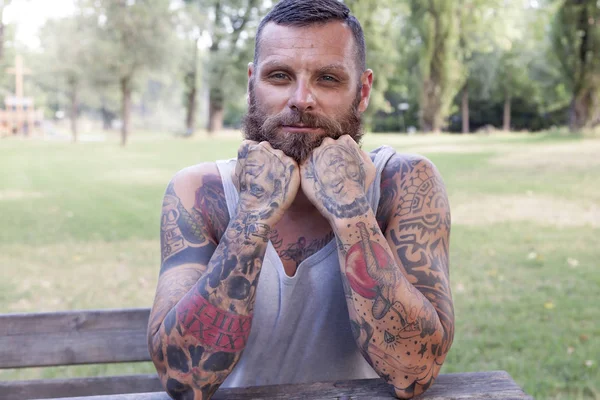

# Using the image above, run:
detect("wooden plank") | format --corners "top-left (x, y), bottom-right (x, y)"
top-left (0, 309), bottom-right (152, 368)
top-left (0, 309), bottom-right (150, 336)
top-left (44, 371), bottom-right (533, 400)
top-left (2, 374), bottom-right (162, 400)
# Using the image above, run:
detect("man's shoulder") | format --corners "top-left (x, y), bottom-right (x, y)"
top-left (373, 148), bottom-right (445, 229)
top-left (166, 162), bottom-right (230, 241)
top-left (368, 146), bottom-right (438, 182)
top-left (167, 162), bottom-right (223, 194)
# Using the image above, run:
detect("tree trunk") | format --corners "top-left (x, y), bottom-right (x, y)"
top-left (184, 38), bottom-right (199, 136)
top-left (69, 82), bottom-right (78, 143)
top-left (207, 86), bottom-right (224, 134)
top-left (503, 92), bottom-right (511, 132)
top-left (568, 0), bottom-right (600, 132)
top-left (420, 79), bottom-right (444, 133)
top-left (461, 84), bottom-right (469, 134)
top-left (185, 79), bottom-right (198, 135)
top-left (121, 76), bottom-right (132, 146)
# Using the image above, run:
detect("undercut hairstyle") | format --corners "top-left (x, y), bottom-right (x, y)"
top-left (254, 0), bottom-right (366, 73)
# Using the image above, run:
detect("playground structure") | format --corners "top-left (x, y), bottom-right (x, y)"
top-left (1, 55), bottom-right (43, 138)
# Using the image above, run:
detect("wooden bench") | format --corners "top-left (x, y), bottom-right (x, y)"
top-left (0, 308), bottom-right (532, 400)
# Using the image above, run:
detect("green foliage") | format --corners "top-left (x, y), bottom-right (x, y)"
top-left (409, 0), bottom-right (463, 132)
top-left (346, 0), bottom-right (403, 129)
top-left (551, 0), bottom-right (600, 129)
top-left (2, 0), bottom-right (598, 135)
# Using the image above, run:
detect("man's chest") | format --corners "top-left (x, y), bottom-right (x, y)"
top-left (268, 218), bottom-right (335, 277)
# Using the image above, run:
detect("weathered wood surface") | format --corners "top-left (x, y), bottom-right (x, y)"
top-left (0, 308), bottom-right (152, 368)
top-left (43, 371), bottom-right (533, 400)
top-left (2, 374), bottom-right (162, 400)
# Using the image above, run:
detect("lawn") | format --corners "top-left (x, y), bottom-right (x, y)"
top-left (1, 131), bottom-right (598, 399)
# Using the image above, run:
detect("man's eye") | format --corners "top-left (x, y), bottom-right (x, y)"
top-left (270, 73), bottom-right (289, 80)
top-left (321, 75), bottom-right (338, 82)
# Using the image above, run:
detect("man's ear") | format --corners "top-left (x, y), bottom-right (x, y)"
top-left (357, 69), bottom-right (374, 114)
top-left (247, 62), bottom-right (254, 106)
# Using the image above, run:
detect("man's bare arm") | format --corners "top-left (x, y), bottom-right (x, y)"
top-left (301, 137), bottom-right (454, 399)
top-left (148, 142), bottom-right (300, 400)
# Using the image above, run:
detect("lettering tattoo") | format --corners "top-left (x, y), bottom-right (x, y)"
top-left (177, 290), bottom-right (252, 353)
top-left (269, 230), bottom-right (335, 267)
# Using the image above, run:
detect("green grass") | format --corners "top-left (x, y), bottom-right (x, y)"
top-left (1, 131), bottom-right (599, 399)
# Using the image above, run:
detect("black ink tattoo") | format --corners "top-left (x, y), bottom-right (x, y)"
top-left (307, 145), bottom-right (371, 219)
top-left (269, 230), bottom-right (335, 267)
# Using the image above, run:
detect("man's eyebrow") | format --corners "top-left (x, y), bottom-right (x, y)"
top-left (316, 64), bottom-right (351, 77)
top-left (260, 61), bottom-right (292, 72)
top-left (259, 61), bottom-right (350, 76)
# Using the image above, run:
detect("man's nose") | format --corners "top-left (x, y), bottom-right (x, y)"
top-left (288, 81), bottom-right (315, 112)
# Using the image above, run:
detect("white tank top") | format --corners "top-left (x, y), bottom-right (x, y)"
top-left (216, 145), bottom-right (397, 388)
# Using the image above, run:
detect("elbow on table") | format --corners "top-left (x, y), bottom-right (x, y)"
top-left (391, 356), bottom-right (443, 399)
top-left (393, 379), bottom-right (436, 399)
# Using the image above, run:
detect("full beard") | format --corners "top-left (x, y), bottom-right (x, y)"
top-left (242, 84), bottom-right (364, 164)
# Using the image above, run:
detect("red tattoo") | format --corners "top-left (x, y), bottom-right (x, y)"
top-left (177, 291), bottom-right (252, 353)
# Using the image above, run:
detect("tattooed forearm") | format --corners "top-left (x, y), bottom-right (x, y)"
top-left (152, 210), bottom-right (271, 399)
top-left (335, 217), bottom-right (445, 398)
top-left (329, 155), bottom-right (453, 399)
top-left (150, 142), bottom-right (299, 400)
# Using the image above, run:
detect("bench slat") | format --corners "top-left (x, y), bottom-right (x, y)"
top-left (36, 371), bottom-right (532, 400)
top-left (0, 309), bottom-right (152, 368)
top-left (0, 308), bottom-right (150, 336)
top-left (1, 374), bottom-right (162, 400)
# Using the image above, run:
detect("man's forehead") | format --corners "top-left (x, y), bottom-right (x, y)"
top-left (257, 21), bottom-right (356, 67)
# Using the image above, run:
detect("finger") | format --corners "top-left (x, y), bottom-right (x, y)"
top-left (237, 140), bottom-right (255, 160)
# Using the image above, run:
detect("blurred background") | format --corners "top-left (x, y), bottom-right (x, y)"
top-left (0, 0), bottom-right (598, 399)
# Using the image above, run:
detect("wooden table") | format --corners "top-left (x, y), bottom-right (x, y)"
top-left (45, 371), bottom-right (532, 400)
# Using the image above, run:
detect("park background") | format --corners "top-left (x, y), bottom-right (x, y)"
top-left (0, 0), bottom-right (599, 399)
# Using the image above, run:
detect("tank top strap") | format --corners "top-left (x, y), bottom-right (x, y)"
top-left (215, 158), bottom-right (239, 218)
top-left (367, 145), bottom-right (397, 212)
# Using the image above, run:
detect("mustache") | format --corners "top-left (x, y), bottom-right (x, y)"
top-left (259, 109), bottom-right (344, 135)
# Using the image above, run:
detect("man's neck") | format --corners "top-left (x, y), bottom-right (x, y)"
top-left (286, 187), bottom-right (319, 217)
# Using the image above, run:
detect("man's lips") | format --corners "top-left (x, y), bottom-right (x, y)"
top-left (281, 125), bottom-right (323, 133)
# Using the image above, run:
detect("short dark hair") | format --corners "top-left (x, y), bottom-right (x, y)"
top-left (254, 0), bottom-right (366, 72)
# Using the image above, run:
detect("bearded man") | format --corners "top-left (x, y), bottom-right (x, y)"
top-left (147, 1), bottom-right (454, 399)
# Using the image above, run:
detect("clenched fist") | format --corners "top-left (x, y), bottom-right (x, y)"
top-left (234, 140), bottom-right (300, 224)
top-left (300, 135), bottom-right (376, 222)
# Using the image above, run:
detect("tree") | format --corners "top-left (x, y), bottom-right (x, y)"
top-left (194, 0), bottom-right (262, 134)
top-left (346, 0), bottom-right (402, 130)
top-left (177, 1), bottom-right (208, 135)
top-left (410, 0), bottom-right (463, 132)
top-left (86, 0), bottom-right (176, 145)
top-left (38, 14), bottom-right (95, 142)
top-left (455, 0), bottom-right (506, 133)
top-left (552, 0), bottom-right (600, 131)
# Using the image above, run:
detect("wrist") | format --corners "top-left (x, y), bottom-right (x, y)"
top-left (324, 195), bottom-right (373, 228)
top-left (227, 209), bottom-right (274, 243)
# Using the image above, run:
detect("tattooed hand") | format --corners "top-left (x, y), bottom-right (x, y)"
top-left (300, 135), bottom-right (376, 221)
top-left (234, 140), bottom-right (300, 224)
